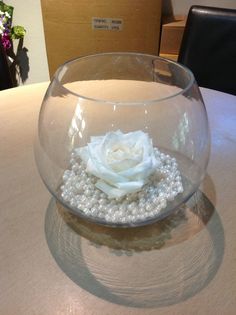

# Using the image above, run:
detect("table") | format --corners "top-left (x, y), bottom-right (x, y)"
top-left (0, 83), bottom-right (236, 314)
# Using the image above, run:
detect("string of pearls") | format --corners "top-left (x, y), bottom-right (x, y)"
top-left (60, 148), bottom-right (183, 224)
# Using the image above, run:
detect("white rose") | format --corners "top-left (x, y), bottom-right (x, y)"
top-left (75, 130), bottom-right (160, 198)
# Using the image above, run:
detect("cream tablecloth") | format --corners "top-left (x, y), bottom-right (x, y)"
top-left (0, 83), bottom-right (236, 314)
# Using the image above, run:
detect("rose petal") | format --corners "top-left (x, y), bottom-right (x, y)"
top-left (109, 158), bottom-right (140, 172)
top-left (115, 180), bottom-right (145, 191)
top-left (95, 180), bottom-right (128, 198)
top-left (75, 146), bottom-right (89, 163)
top-left (95, 179), bottom-right (143, 198)
top-left (86, 158), bottom-right (126, 184)
top-left (118, 157), bottom-right (157, 179)
top-left (75, 130), bottom-right (160, 198)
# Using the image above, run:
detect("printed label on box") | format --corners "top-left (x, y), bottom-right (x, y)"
top-left (92, 17), bottom-right (123, 31)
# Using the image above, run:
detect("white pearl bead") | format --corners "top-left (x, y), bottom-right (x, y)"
top-left (60, 147), bottom-right (183, 224)
top-left (91, 207), bottom-right (98, 215)
top-left (119, 204), bottom-right (127, 212)
top-left (98, 198), bottom-right (106, 205)
top-left (145, 204), bottom-right (153, 212)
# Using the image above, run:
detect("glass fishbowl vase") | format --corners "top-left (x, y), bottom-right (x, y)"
top-left (35, 52), bottom-right (210, 227)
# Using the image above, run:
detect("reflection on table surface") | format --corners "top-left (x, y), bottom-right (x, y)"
top-left (45, 187), bottom-right (224, 308)
top-left (0, 83), bottom-right (236, 314)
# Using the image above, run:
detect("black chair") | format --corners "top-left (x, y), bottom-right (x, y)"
top-left (0, 36), bottom-right (13, 91)
top-left (178, 5), bottom-right (236, 95)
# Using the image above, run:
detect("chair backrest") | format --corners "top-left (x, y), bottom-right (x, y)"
top-left (178, 5), bottom-right (236, 95)
top-left (0, 36), bottom-right (13, 91)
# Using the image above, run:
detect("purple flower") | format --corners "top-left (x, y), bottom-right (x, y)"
top-left (2, 32), bottom-right (11, 50)
top-left (0, 4), bottom-right (25, 50)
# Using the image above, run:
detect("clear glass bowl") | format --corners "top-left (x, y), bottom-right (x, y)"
top-left (35, 52), bottom-right (210, 227)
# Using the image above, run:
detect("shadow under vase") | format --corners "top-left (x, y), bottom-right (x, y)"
top-left (44, 188), bottom-right (224, 308)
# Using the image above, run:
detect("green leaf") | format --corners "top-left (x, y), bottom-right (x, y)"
top-left (0, 1), bottom-right (14, 17)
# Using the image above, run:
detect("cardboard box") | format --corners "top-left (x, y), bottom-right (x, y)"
top-left (159, 53), bottom-right (178, 61)
top-left (159, 16), bottom-right (186, 56)
top-left (41, 0), bottom-right (162, 77)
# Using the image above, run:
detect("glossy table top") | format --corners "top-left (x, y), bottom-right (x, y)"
top-left (0, 83), bottom-right (236, 314)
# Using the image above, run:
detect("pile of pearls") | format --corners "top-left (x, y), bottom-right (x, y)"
top-left (60, 148), bottom-right (183, 224)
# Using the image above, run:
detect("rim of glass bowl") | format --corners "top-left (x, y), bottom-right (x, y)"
top-left (53, 52), bottom-right (195, 105)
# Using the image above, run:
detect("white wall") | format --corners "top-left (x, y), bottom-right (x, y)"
top-left (163, 0), bottom-right (236, 16)
top-left (5, 1), bottom-right (236, 84)
top-left (7, 0), bottom-right (49, 84)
